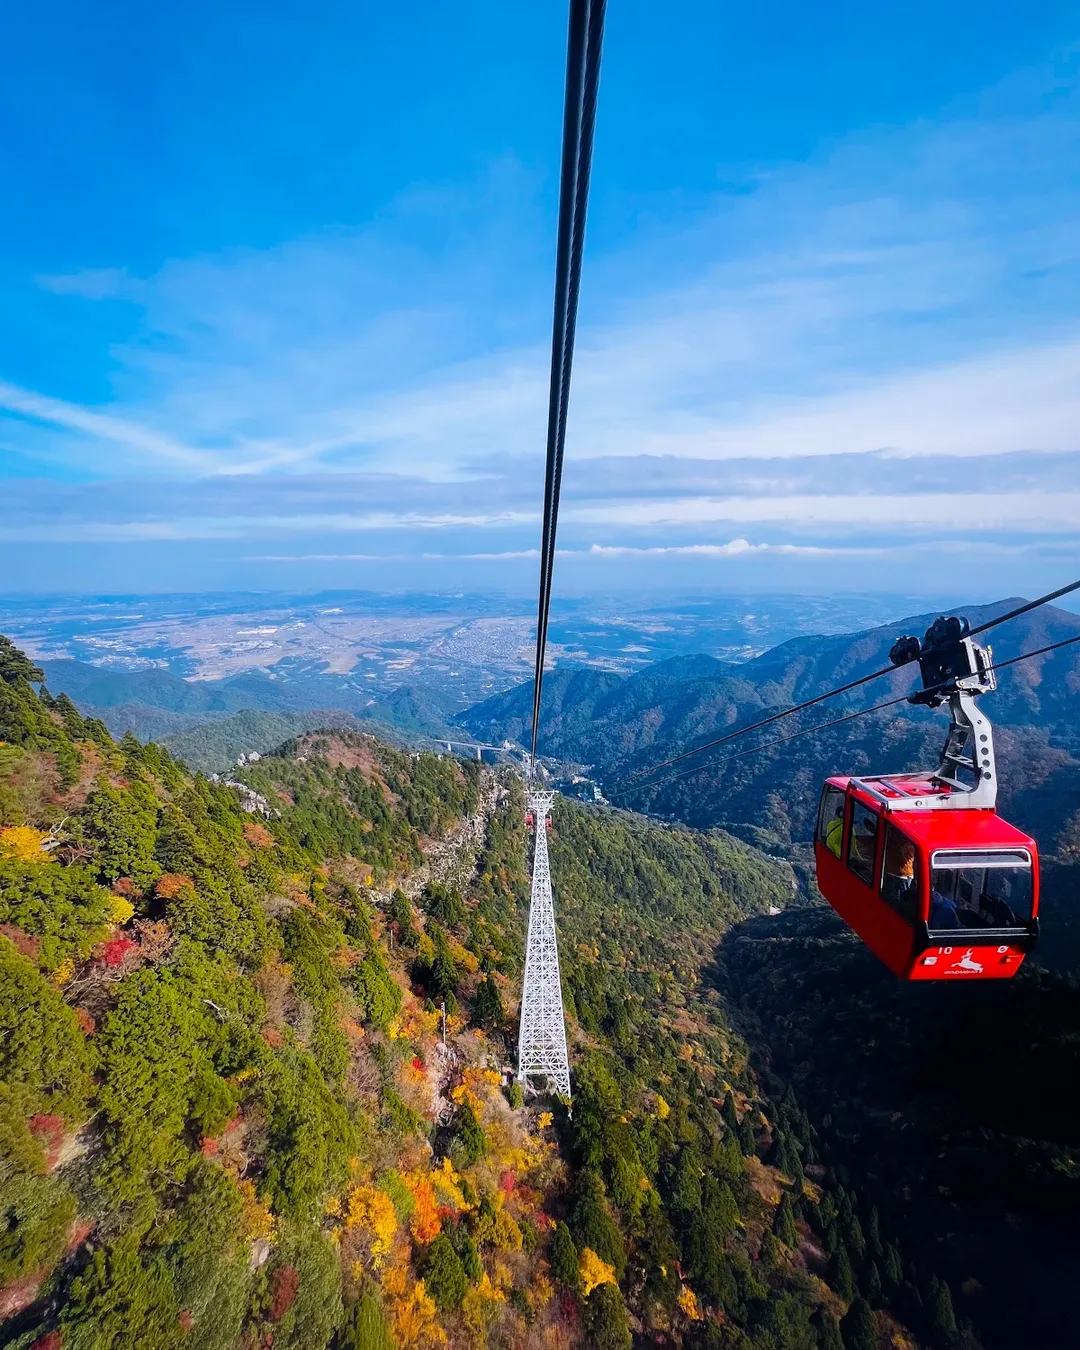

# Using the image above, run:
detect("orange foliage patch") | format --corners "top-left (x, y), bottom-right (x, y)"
top-left (155, 873), bottom-right (194, 899)
top-left (407, 1174), bottom-right (442, 1244)
top-left (243, 821), bottom-right (275, 848)
top-left (65, 1220), bottom-right (95, 1256)
top-left (0, 924), bottom-right (40, 960)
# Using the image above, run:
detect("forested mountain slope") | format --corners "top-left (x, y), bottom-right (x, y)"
top-left (1, 628), bottom-right (972, 1349)
top-left (38, 660), bottom-right (462, 758)
top-left (713, 906), bottom-right (1080, 1350)
top-left (457, 600), bottom-right (1080, 855)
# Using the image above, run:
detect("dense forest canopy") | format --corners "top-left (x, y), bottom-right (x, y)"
top-left (1, 626), bottom-right (1073, 1349)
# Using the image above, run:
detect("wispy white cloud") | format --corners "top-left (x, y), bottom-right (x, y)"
top-left (0, 379), bottom-right (219, 473)
top-left (3, 54), bottom-right (1079, 584)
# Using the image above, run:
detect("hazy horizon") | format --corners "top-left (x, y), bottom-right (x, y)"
top-left (2, 2), bottom-right (1079, 598)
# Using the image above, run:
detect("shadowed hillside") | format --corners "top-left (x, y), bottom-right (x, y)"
top-left (712, 905), bottom-right (1080, 1350)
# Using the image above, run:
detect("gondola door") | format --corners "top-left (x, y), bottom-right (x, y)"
top-left (815, 782), bottom-right (920, 977)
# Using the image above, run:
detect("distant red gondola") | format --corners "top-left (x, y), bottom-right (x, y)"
top-left (814, 617), bottom-right (1039, 981)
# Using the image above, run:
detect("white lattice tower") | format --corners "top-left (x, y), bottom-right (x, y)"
top-left (516, 789), bottom-right (571, 1099)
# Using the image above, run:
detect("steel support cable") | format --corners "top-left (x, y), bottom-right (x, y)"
top-left (529, 0), bottom-right (606, 774)
top-left (614, 577), bottom-right (1080, 790)
top-left (610, 631), bottom-right (1080, 802)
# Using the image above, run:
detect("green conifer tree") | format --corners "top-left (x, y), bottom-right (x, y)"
top-left (570, 1170), bottom-right (625, 1278)
top-left (451, 1101), bottom-right (487, 1166)
top-left (774, 1191), bottom-right (799, 1248)
top-left (549, 1221), bottom-right (579, 1290)
top-left (812, 1307), bottom-right (845, 1350)
top-left (866, 1205), bottom-right (883, 1259)
top-left (760, 1228), bottom-right (784, 1270)
top-left (926, 1276), bottom-right (959, 1347)
top-left (582, 1283), bottom-right (632, 1350)
top-left (828, 1243), bottom-right (856, 1303)
top-left (472, 974), bottom-right (504, 1029)
top-left (337, 1291), bottom-right (394, 1350)
top-left (839, 1296), bottom-right (876, 1350)
top-left (738, 1111), bottom-right (758, 1157)
top-left (842, 1212), bottom-right (866, 1262)
top-left (883, 1244), bottom-right (904, 1293)
top-left (387, 890), bottom-right (418, 946)
top-left (422, 1235), bottom-right (467, 1311)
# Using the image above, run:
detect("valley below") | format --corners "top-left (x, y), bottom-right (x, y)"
top-left (2, 588), bottom-right (1079, 1349)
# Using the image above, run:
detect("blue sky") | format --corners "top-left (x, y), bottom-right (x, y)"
top-left (1, 0), bottom-right (1079, 596)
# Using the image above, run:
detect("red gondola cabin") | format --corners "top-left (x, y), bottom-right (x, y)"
top-left (814, 616), bottom-right (1039, 981)
top-left (814, 775), bottom-right (1038, 980)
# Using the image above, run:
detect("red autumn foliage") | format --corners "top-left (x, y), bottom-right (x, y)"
top-left (200, 1137), bottom-right (219, 1157)
top-left (178, 1311), bottom-right (194, 1331)
top-left (29, 1115), bottom-right (65, 1168)
top-left (155, 873), bottom-right (194, 900)
top-left (111, 876), bottom-right (137, 896)
top-left (261, 1026), bottom-right (285, 1049)
top-left (412, 1056), bottom-right (424, 1073)
top-left (98, 936), bottom-right (138, 968)
top-left (29, 1332), bottom-right (63, 1350)
top-left (0, 924), bottom-right (40, 960)
top-left (268, 1263), bottom-right (299, 1322)
top-left (74, 1007), bottom-right (96, 1036)
top-left (500, 1170), bottom-right (515, 1196)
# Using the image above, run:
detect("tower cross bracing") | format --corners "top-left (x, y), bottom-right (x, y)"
top-left (516, 789), bottom-right (571, 1099)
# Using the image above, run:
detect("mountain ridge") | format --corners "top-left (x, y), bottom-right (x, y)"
top-left (456, 597), bottom-right (1080, 854)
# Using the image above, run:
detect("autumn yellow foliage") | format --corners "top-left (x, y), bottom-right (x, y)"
top-left (52, 958), bottom-right (75, 987)
top-left (0, 826), bottom-right (50, 862)
top-left (430, 1157), bottom-right (468, 1213)
top-left (237, 1178), bottom-right (275, 1242)
top-left (678, 1286), bottom-right (702, 1320)
top-left (462, 1271), bottom-right (506, 1339)
top-left (537, 1111), bottom-right (554, 1130)
top-left (343, 1183), bottom-right (398, 1266)
top-left (473, 1192), bottom-right (522, 1252)
top-left (579, 1247), bottom-right (617, 1297)
top-left (107, 894), bottom-right (135, 924)
top-left (390, 1278), bottom-right (446, 1348)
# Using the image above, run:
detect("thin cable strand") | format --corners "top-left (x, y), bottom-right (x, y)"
top-left (529, 0), bottom-right (606, 772)
top-left (610, 632), bottom-right (1080, 802)
top-left (615, 579), bottom-right (1080, 788)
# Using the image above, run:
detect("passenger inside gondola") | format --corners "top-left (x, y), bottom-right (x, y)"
top-left (819, 787), bottom-right (845, 857)
top-left (846, 802), bottom-right (878, 884)
top-left (881, 829), bottom-right (918, 923)
top-left (929, 852), bottom-right (1033, 931)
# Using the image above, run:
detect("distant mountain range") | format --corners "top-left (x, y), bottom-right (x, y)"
top-left (456, 598), bottom-right (1080, 854)
top-left (39, 599), bottom-right (1080, 854)
top-left (38, 658), bottom-right (466, 772)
